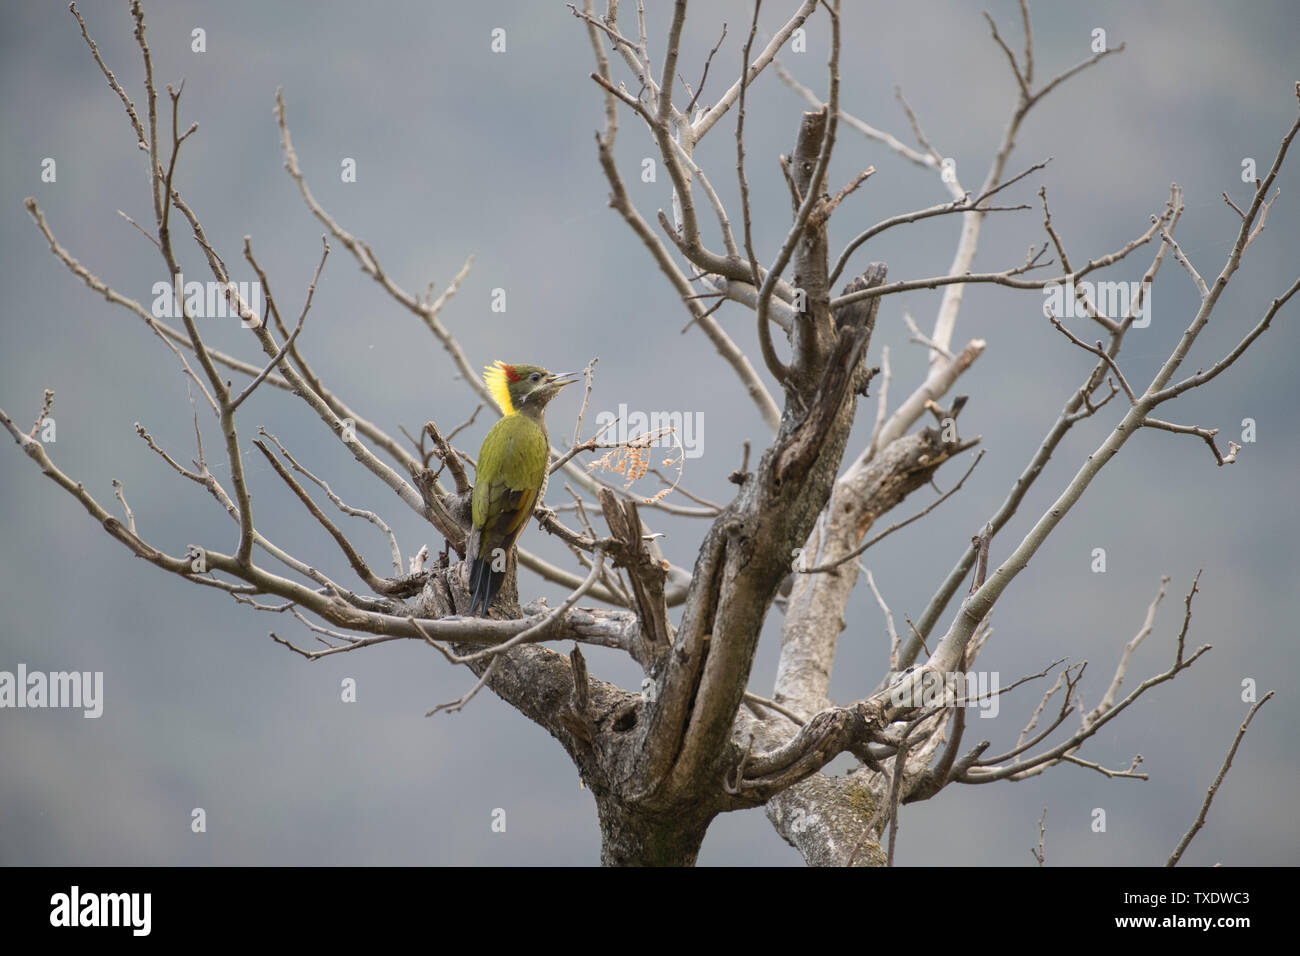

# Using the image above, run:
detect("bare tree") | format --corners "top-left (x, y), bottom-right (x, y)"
top-left (4, 1), bottom-right (1294, 865)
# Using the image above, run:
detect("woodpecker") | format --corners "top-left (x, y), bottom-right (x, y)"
top-left (467, 361), bottom-right (578, 616)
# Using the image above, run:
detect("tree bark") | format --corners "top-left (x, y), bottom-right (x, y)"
top-left (596, 796), bottom-right (714, 866)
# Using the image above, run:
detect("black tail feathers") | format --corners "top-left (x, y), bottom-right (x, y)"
top-left (468, 555), bottom-right (504, 617)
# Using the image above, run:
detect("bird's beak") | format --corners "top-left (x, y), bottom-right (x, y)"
top-left (548, 371), bottom-right (582, 387)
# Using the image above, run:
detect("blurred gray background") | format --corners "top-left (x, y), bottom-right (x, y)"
top-left (1, 0), bottom-right (1296, 866)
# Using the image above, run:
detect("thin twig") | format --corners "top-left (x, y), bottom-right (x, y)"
top-left (1030, 808), bottom-right (1046, 866)
top-left (1167, 692), bottom-right (1274, 866)
top-left (684, 22), bottom-right (726, 115)
top-left (230, 236), bottom-right (329, 411)
top-left (864, 569), bottom-right (901, 669)
top-left (1046, 311), bottom-right (1136, 403)
top-left (1142, 417), bottom-right (1241, 466)
top-left (800, 451), bottom-right (983, 573)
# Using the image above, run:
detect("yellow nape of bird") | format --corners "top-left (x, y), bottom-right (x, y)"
top-left (467, 361), bottom-right (579, 616)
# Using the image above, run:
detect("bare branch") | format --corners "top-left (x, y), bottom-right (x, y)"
top-left (111, 479), bottom-right (137, 536)
top-left (414, 547), bottom-right (609, 667)
top-left (1038, 186), bottom-right (1119, 333)
top-left (1152, 274), bottom-right (1300, 403)
top-left (423, 421), bottom-right (473, 494)
top-left (958, 576), bottom-right (1213, 784)
top-left (1159, 225), bottom-right (1209, 298)
top-left (903, 308), bottom-right (953, 360)
top-left (743, 692), bottom-right (807, 727)
top-left (1141, 418), bottom-right (1241, 467)
top-left (684, 21), bottom-right (726, 116)
top-left (692, 1), bottom-right (819, 140)
top-left (737, 0), bottom-right (791, 383)
top-left (798, 451), bottom-right (983, 573)
top-left (1167, 692), bottom-right (1274, 866)
top-left (427, 657), bottom-right (501, 717)
top-left (867, 345), bottom-right (891, 459)
top-left (275, 90), bottom-right (482, 413)
top-left (775, 60), bottom-right (934, 169)
top-left (831, 161), bottom-right (1043, 287)
top-left (230, 236), bottom-right (328, 412)
top-left (1030, 808), bottom-right (1046, 866)
top-left (69, 3), bottom-right (148, 149)
top-left (584, 45), bottom-right (781, 431)
top-left (260, 428), bottom-right (403, 576)
top-left (1046, 311), bottom-right (1136, 404)
top-left (23, 199), bottom-right (219, 412)
top-left (902, 190), bottom-right (1183, 667)
top-left (864, 569), bottom-right (900, 671)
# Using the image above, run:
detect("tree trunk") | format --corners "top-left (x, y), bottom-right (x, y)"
top-left (596, 796), bottom-right (714, 866)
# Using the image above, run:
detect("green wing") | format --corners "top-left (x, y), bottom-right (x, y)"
top-left (471, 416), bottom-right (548, 558)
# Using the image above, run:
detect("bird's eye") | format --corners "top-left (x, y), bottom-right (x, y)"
top-left (531, 373), bottom-right (541, 382)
